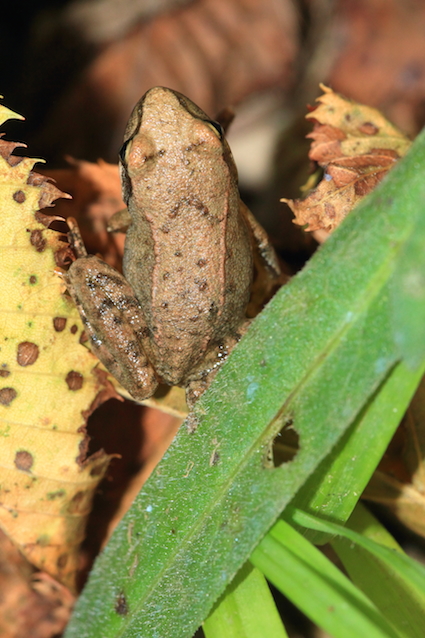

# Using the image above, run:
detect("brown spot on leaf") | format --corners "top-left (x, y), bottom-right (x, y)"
top-left (47, 489), bottom-right (66, 501)
top-left (70, 324), bottom-right (78, 334)
top-left (17, 341), bottom-right (39, 366)
top-left (354, 178), bottom-right (373, 197)
top-left (13, 190), bottom-right (26, 203)
top-left (68, 490), bottom-right (86, 513)
top-left (29, 229), bottom-right (46, 252)
top-left (66, 371), bottom-right (83, 391)
top-left (0, 367), bottom-right (10, 378)
top-left (324, 202), bottom-right (336, 219)
top-left (57, 553), bottom-right (68, 569)
top-left (29, 275), bottom-right (37, 285)
top-left (0, 387), bottom-right (17, 405)
top-left (210, 450), bottom-right (220, 466)
top-left (76, 435), bottom-right (90, 467)
top-left (71, 491), bottom-right (84, 504)
top-left (53, 317), bottom-right (67, 332)
top-left (14, 450), bottom-right (34, 472)
top-left (358, 122), bottom-right (379, 135)
top-left (115, 592), bottom-right (128, 616)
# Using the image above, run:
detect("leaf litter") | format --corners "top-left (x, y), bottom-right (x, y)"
top-left (282, 85), bottom-right (411, 233)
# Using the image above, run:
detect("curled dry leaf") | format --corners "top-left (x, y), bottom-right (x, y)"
top-left (0, 102), bottom-right (116, 591)
top-left (282, 85), bottom-right (411, 233)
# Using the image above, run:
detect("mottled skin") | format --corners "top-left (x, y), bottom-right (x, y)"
top-left (67, 87), bottom-right (279, 405)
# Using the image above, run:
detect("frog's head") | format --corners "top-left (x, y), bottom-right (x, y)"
top-left (119, 87), bottom-right (238, 205)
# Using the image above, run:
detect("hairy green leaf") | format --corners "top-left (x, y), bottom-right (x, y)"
top-left (251, 518), bottom-right (400, 638)
top-left (332, 505), bottom-right (425, 638)
top-left (203, 563), bottom-right (288, 638)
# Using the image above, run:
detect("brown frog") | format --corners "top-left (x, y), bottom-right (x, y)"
top-left (66, 87), bottom-right (280, 406)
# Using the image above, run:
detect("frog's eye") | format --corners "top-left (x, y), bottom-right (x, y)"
top-left (119, 139), bottom-right (130, 164)
top-left (205, 120), bottom-right (224, 140)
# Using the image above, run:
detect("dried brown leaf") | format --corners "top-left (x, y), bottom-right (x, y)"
top-left (41, 158), bottom-right (125, 266)
top-left (282, 86), bottom-right (411, 233)
top-left (29, 0), bottom-right (299, 163)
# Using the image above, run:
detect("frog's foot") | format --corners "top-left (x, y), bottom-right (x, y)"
top-left (185, 374), bottom-right (214, 410)
top-left (67, 255), bottom-right (158, 401)
top-left (184, 323), bottom-right (251, 410)
top-left (107, 207), bottom-right (132, 233)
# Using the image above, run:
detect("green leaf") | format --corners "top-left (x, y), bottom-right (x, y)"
top-left (203, 563), bottom-right (288, 638)
top-left (251, 519), bottom-right (400, 638)
top-left (332, 505), bottom-right (425, 638)
top-left (288, 508), bottom-right (425, 598)
top-left (65, 130), bottom-right (425, 638)
top-left (293, 359), bottom-right (425, 544)
top-left (391, 205), bottom-right (425, 368)
top-left (289, 505), bottom-right (425, 637)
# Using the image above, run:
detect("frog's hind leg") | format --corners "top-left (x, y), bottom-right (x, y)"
top-left (184, 322), bottom-right (251, 413)
top-left (66, 255), bottom-right (158, 401)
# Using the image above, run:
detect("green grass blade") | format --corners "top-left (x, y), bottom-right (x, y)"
top-left (288, 508), bottom-right (425, 597)
top-left (65, 131), bottom-right (425, 638)
top-left (391, 195), bottom-right (425, 368)
top-left (251, 519), bottom-right (401, 638)
top-left (293, 360), bottom-right (425, 544)
top-left (331, 504), bottom-right (425, 638)
top-left (203, 563), bottom-right (288, 638)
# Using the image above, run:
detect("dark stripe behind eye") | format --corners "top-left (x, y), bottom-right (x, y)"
top-left (206, 120), bottom-right (224, 139)
top-left (119, 139), bottom-right (130, 163)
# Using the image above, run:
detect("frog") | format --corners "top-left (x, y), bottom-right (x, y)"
top-left (66, 86), bottom-right (280, 408)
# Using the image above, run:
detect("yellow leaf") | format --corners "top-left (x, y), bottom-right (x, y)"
top-left (0, 102), bottom-right (114, 591)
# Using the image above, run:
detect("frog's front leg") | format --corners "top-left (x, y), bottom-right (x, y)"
top-left (66, 255), bottom-right (158, 401)
top-left (240, 201), bottom-right (281, 278)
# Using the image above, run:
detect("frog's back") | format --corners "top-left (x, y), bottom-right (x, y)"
top-left (125, 191), bottom-right (252, 386)
top-left (120, 86), bottom-right (253, 385)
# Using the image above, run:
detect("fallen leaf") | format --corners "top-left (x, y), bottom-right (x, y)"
top-left (41, 158), bottom-right (125, 267)
top-left (24, 0), bottom-right (299, 164)
top-left (0, 528), bottom-right (74, 638)
top-left (282, 85), bottom-right (411, 233)
top-left (306, 84), bottom-right (411, 162)
top-left (0, 102), bottom-right (115, 590)
top-left (329, 0), bottom-right (425, 136)
top-left (363, 375), bottom-right (425, 539)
